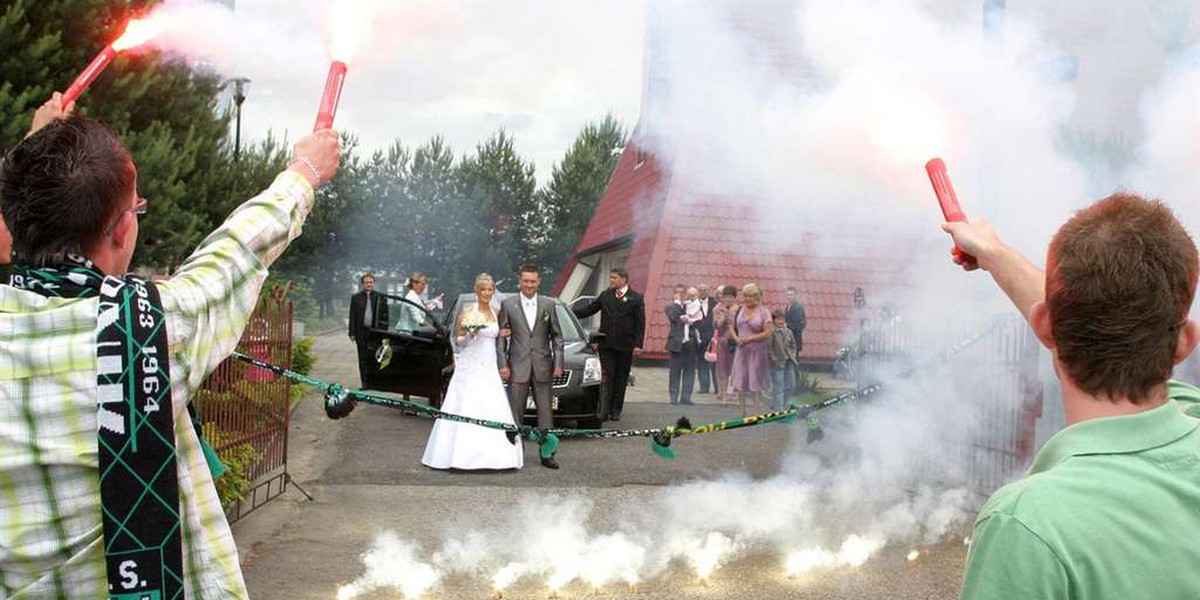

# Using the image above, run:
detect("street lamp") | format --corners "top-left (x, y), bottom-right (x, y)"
top-left (229, 77), bottom-right (251, 161)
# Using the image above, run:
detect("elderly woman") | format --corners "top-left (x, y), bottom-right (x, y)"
top-left (728, 283), bottom-right (773, 416)
top-left (711, 284), bottom-right (739, 404)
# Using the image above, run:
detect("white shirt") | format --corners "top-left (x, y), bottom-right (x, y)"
top-left (677, 300), bottom-right (694, 342)
top-left (521, 293), bottom-right (538, 331)
top-left (616, 285), bottom-right (629, 299)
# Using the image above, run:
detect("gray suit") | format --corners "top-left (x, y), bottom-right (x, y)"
top-left (497, 294), bottom-right (564, 429)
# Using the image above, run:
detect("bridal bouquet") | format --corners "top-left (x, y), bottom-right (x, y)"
top-left (460, 310), bottom-right (490, 335)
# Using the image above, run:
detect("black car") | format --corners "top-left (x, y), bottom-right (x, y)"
top-left (360, 292), bottom-right (608, 428)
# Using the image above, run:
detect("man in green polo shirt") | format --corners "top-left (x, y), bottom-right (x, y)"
top-left (942, 193), bottom-right (1200, 600)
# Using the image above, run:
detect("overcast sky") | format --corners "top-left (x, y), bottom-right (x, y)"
top-left (203, 0), bottom-right (646, 180)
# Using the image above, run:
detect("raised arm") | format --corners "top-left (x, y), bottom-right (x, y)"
top-left (942, 220), bottom-right (1045, 324)
top-left (159, 131), bottom-right (339, 392)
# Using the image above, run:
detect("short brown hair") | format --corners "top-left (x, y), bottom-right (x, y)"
top-left (1047, 193), bottom-right (1198, 402)
top-left (1, 116), bottom-right (136, 266)
top-left (519, 264), bottom-right (540, 276)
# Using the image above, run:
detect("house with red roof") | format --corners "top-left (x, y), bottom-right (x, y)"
top-left (550, 3), bottom-right (915, 363)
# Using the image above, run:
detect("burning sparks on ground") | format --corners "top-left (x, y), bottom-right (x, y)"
top-left (492, 563), bottom-right (529, 597)
top-left (785, 548), bottom-right (837, 577)
top-left (336, 532), bottom-right (439, 600)
top-left (784, 535), bottom-right (886, 578)
top-left (335, 583), bottom-right (358, 600)
top-left (906, 549), bottom-right (921, 562)
top-left (837, 535), bottom-right (884, 568)
top-left (685, 532), bottom-right (739, 585)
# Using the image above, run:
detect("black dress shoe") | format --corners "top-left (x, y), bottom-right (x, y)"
top-left (505, 430), bottom-right (519, 445)
top-left (541, 456), bottom-right (560, 469)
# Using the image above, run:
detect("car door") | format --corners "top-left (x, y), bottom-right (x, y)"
top-left (364, 295), bottom-right (452, 404)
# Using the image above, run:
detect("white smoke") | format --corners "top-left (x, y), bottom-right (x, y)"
top-left (127, 0), bottom-right (643, 178)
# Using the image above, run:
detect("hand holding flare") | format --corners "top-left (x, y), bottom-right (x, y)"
top-left (925, 158), bottom-right (977, 269)
top-left (314, 61), bottom-right (348, 131)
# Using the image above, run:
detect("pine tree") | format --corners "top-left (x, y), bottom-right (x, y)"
top-left (538, 115), bottom-right (626, 281)
top-left (457, 130), bottom-right (540, 280)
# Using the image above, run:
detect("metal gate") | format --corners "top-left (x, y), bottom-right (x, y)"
top-left (853, 314), bottom-right (1044, 495)
top-left (194, 285), bottom-right (298, 523)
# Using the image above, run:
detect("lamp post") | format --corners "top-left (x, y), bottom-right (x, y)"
top-left (230, 77), bottom-right (251, 161)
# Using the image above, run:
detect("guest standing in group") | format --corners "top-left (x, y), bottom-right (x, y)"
top-left (573, 268), bottom-right (646, 421)
top-left (695, 283), bottom-right (718, 394)
top-left (729, 283), bottom-right (773, 415)
top-left (665, 283), bottom-right (700, 405)
top-left (396, 270), bottom-right (443, 332)
top-left (348, 273), bottom-right (389, 386)
top-left (785, 286), bottom-right (807, 390)
top-left (768, 310), bottom-right (799, 411)
top-left (712, 285), bottom-right (739, 404)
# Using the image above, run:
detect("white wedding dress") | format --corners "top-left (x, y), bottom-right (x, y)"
top-left (422, 315), bottom-right (524, 470)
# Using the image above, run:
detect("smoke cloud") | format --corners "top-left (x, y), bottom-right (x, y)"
top-left (135, 0), bottom-right (644, 178)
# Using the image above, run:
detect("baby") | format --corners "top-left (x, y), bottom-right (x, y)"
top-left (685, 286), bottom-right (703, 324)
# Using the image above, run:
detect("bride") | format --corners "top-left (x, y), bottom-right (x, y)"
top-left (422, 273), bottom-right (524, 470)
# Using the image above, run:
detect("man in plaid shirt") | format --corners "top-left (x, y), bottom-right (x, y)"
top-left (1, 96), bottom-right (339, 599)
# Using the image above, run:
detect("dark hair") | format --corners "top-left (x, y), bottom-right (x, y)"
top-left (1047, 192), bottom-right (1198, 403)
top-left (673, 283), bottom-right (686, 293)
top-left (611, 267), bottom-right (629, 280)
top-left (0, 116), bottom-right (136, 267)
top-left (771, 309), bottom-right (786, 319)
top-left (721, 285), bottom-right (738, 297)
top-left (519, 264), bottom-right (540, 276)
top-left (786, 286), bottom-right (797, 293)
top-left (361, 272), bottom-right (375, 283)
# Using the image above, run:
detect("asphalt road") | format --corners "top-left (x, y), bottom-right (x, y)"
top-left (232, 332), bottom-right (969, 600)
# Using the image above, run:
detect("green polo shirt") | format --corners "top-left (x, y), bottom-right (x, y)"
top-left (960, 381), bottom-right (1200, 600)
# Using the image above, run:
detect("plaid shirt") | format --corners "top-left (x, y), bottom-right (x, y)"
top-left (1, 172), bottom-right (314, 600)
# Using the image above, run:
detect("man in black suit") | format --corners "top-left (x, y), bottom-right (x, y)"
top-left (573, 268), bottom-right (645, 421)
top-left (348, 273), bottom-right (389, 386)
top-left (694, 283), bottom-right (718, 393)
top-left (665, 283), bottom-right (700, 406)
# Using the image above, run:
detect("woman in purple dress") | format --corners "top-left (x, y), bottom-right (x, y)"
top-left (712, 285), bottom-right (739, 405)
top-left (728, 283), bottom-right (773, 416)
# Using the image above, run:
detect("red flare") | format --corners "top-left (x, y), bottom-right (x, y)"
top-left (925, 158), bottom-right (973, 262)
top-left (314, 61), bottom-right (348, 131)
top-left (62, 45), bottom-right (117, 106)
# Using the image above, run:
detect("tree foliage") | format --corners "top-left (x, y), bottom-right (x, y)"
top-left (538, 114), bottom-right (626, 279)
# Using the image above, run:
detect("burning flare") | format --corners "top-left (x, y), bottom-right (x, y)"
top-left (686, 532), bottom-right (738, 584)
top-left (112, 17), bottom-right (170, 51)
top-left (62, 15), bottom-right (171, 105)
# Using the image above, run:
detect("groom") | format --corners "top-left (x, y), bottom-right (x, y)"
top-left (498, 264), bottom-right (565, 469)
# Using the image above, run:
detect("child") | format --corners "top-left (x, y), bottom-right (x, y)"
top-left (768, 309), bottom-right (798, 411)
top-left (685, 286), bottom-right (704, 325)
